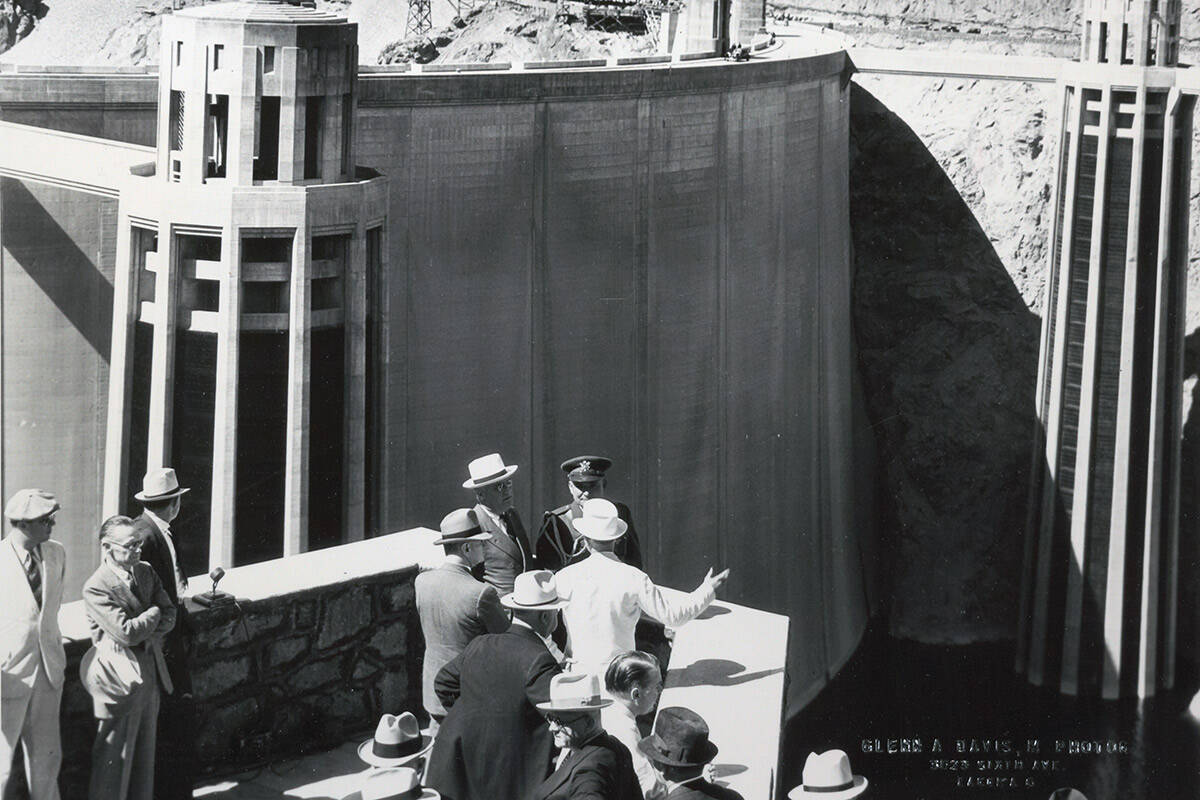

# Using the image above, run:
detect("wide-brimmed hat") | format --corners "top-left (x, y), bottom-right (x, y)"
top-left (573, 498), bottom-right (627, 541)
top-left (788, 750), bottom-right (868, 800)
top-left (4, 489), bottom-right (60, 522)
top-left (341, 767), bottom-right (440, 800)
top-left (561, 455), bottom-right (613, 484)
top-left (134, 467), bottom-right (190, 503)
top-left (432, 508), bottom-right (492, 546)
top-left (536, 672), bottom-right (612, 712)
top-left (638, 707), bottom-right (718, 767)
top-left (356, 713), bottom-right (433, 767)
top-left (500, 570), bottom-right (569, 610)
top-left (462, 453), bottom-right (518, 489)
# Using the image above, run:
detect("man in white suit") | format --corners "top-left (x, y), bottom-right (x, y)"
top-left (556, 499), bottom-right (729, 681)
top-left (0, 489), bottom-right (67, 800)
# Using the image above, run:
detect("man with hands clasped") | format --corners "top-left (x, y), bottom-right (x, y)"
top-left (82, 515), bottom-right (177, 800)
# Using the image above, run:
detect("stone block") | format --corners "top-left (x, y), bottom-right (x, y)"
top-left (376, 664), bottom-right (410, 715)
top-left (379, 580), bottom-right (415, 617)
top-left (316, 586), bottom-right (372, 650)
top-left (288, 652), bottom-right (345, 693)
top-left (351, 652), bottom-right (383, 683)
top-left (294, 598), bottom-right (319, 630)
top-left (266, 634), bottom-right (311, 672)
top-left (196, 697), bottom-right (260, 764)
top-left (366, 619), bottom-right (407, 660)
top-left (193, 654), bottom-right (254, 699)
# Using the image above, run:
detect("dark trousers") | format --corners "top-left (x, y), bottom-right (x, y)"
top-left (152, 691), bottom-right (196, 800)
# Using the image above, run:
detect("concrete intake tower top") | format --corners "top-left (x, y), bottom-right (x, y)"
top-left (158, 0), bottom-right (358, 186)
top-left (1081, 0), bottom-right (1182, 66)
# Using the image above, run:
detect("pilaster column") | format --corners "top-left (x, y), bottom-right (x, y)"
top-left (146, 221), bottom-right (178, 471)
top-left (283, 225), bottom-right (311, 556)
top-left (343, 221), bottom-right (367, 542)
top-left (209, 225), bottom-right (240, 569)
top-left (103, 211), bottom-right (139, 517)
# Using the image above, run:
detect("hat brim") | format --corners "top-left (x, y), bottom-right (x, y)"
top-left (788, 776), bottom-right (868, 800)
top-left (356, 736), bottom-right (434, 767)
top-left (461, 464), bottom-right (518, 489)
top-left (536, 697), bottom-right (613, 712)
top-left (574, 517), bottom-right (627, 541)
top-left (135, 486), bottom-right (190, 502)
top-left (340, 789), bottom-right (441, 800)
top-left (637, 737), bottom-right (719, 768)
top-left (431, 531), bottom-right (492, 546)
top-left (500, 593), bottom-right (568, 611)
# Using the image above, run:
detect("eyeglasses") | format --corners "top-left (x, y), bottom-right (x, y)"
top-left (493, 479), bottom-right (513, 492)
top-left (108, 541), bottom-right (143, 553)
top-left (545, 713), bottom-right (582, 727)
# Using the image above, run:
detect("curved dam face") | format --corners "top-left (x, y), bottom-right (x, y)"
top-left (0, 49), bottom-right (875, 713)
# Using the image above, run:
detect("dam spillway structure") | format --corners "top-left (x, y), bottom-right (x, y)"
top-left (1018, 0), bottom-right (1196, 698)
top-left (103, 1), bottom-right (388, 570)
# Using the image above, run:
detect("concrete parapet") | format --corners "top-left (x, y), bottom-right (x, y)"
top-left (53, 529), bottom-right (439, 795)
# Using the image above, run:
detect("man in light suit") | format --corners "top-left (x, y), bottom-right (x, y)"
top-left (82, 515), bottom-right (176, 800)
top-left (415, 508), bottom-right (509, 735)
top-left (556, 499), bottom-right (729, 681)
top-left (0, 489), bottom-right (67, 800)
top-left (462, 453), bottom-right (533, 597)
top-left (129, 467), bottom-right (195, 800)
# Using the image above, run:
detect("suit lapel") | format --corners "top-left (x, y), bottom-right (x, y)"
top-left (0, 539), bottom-right (36, 613)
top-left (538, 746), bottom-right (587, 798)
top-left (104, 564), bottom-right (145, 614)
top-left (476, 504), bottom-right (522, 562)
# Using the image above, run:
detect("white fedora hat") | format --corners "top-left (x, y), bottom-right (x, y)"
top-left (789, 750), bottom-right (868, 800)
top-left (462, 453), bottom-right (518, 489)
top-left (573, 498), bottom-right (627, 542)
top-left (500, 570), bottom-right (569, 611)
top-left (341, 767), bottom-right (440, 800)
top-left (356, 712), bottom-right (433, 767)
top-left (536, 672), bottom-right (612, 712)
top-left (134, 467), bottom-right (190, 502)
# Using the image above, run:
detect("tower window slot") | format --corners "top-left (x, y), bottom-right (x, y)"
top-left (1099, 21), bottom-right (1109, 62)
top-left (206, 93), bottom-right (229, 178)
top-left (169, 90), bottom-right (185, 151)
top-left (255, 95), bottom-right (281, 181)
top-left (263, 45), bottom-right (276, 73)
top-left (213, 43), bottom-right (224, 70)
top-left (304, 96), bottom-right (324, 180)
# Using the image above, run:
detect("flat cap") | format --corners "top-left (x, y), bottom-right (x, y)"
top-left (4, 489), bottom-right (60, 522)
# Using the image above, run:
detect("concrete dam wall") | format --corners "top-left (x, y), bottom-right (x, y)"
top-left (0, 50), bottom-right (875, 713)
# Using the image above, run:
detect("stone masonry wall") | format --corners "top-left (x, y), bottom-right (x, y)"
top-left (56, 565), bottom-right (423, 796)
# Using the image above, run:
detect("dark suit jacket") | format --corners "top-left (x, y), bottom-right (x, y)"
top-left (426, 625), bottom-right (561, 800)
top-left (133, 511), bottom-right (193, 694)
top-left (415, 561), bottom-right (510, 720)
top-left (666, 779), bottom-right (744, 800)
top-left (535, 501), bottom-right (643, 572)
top-left (474, 503), bottom-right (532, 597)
top-left (530, 731), bottom-right (643, 800)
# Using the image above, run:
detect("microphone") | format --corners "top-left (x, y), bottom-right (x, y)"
top-left (193, 565), bottom-right (235, 608)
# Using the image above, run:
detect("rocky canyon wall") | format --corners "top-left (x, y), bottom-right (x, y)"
top-left (850, 73), bottom-right (1200, 659)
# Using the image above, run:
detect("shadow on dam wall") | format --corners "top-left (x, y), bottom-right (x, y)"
top-left (845, 82), bottom-right (1042, 644)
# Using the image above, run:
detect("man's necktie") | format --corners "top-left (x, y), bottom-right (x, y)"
top-left (24, 547), bottom-right (42, 608)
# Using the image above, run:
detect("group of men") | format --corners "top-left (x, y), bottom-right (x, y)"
top-left (413, 452), bottom-right (734, 800)
top-left (0, 468), bottom-right (196, 800)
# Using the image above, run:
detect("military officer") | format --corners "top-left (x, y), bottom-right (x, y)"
top-left (535, 456), bottom-right (643, 572)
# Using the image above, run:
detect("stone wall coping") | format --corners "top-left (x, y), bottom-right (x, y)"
top-left (657, 589), bottom-right (790, 800)
top-left (58, 526), bottom-right (442, 644)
